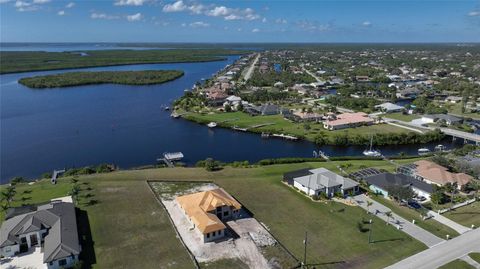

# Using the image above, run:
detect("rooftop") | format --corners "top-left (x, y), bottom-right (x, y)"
top-left (414, 160), bottom-right (473, 186)
top-left (176, 188), bottom-right (241, 234)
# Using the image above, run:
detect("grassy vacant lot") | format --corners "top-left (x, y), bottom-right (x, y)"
top-left (1, 160), bottom-right (427, 269)
top-left (369, 195), bottom-right (459, 239)
top-left (469, 253), bottom-right (480, 263)
top-left (0, 49), bottom-right (247, 74)
top-left (18, 70), bottom-right (184, 88)
top-left (383, 112), bottom-right (420, 122)
top-left (183, 111), bottom-right (410, 143)
top-left (441, 102), bottom-right (480, 120)
top-left (443, 201), bottom-right (480, 228)
top-left (438, 259), bottom-right (475, 269)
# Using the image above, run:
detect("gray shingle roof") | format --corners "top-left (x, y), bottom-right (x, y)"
top-left (365, 172), bottom-right (433, 194)
top-left (293, 168), bottom-right (358, 190)
top-left (0, 201), bottom-right (81, 263)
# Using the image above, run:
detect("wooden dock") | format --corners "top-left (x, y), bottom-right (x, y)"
top-left (51, 169), bottom-right (65, 184)
top-left (157, 152), bottom-right (184, 168)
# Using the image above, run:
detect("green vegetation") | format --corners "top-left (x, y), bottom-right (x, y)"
top-left (438, 259), bottom-right (475, 269)
top-left (469, 253), bottom-right (480, 264)
top-left (384, 112), bottom-right (421, 122)
top-left (18, 70), bottom-right (184, 88)
top-left (369, 195), bottom-right (460, 239)
top-left (1, 160), bottom-right (427, 268)
top-left (181, 111), bottom-right (445, 146)
top-left (443, 201), bottom-right (480, 228)
top-left (0, 49), bottom-right (248, 74)
top-left (248, 70), bottom-right (316, 87)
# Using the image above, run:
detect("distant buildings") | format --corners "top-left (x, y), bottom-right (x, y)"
top-left (323, 112), bottom-right (374, 130)
top-left (375, 102), bottom-right (405, 113)
top-left (176, 188), bottom-right (241, 243)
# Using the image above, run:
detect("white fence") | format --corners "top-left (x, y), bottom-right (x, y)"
top-left (438, 197), bottom-right (478, 214)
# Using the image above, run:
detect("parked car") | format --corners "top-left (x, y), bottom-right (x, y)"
top-left (408, 201), bottom-right (421, 209)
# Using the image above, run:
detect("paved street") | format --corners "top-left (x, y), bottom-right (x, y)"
top-left (352, 195), bottom-right (445, 247)
top-left (429, 210), bottom-right (471, 234)
top-left (243, 53), bottom-right (259, 81)
top-left (386, 228), bottom-right (480, 269)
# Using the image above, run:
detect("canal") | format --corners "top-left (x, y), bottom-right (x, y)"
top-left (0, 52), bottom-right (464, 182)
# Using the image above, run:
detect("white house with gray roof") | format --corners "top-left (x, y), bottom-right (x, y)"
top-left (291, 168), bottom-right (359, 197)
top-left (0, 197), bottom-right (81, 269)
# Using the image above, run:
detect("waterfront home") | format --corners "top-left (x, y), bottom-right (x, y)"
top-left (245, 104), bottom-right (281, 116)
top-left (355, 75), bottom-right (370, 82)
top-left (206, 89), bottom-right (228, 106)
top-left (364, 172), bottom-right (433, 200)
top-left (0, 197), bottom-right (81, 269)
top-left (445, 96), bottom-right (463, 104)
top-left (176, 188), bottom-right (242, 243)
top-left (323, 112), bottom-right (374, 130)
top-left (421, 114), bottom-right (462, 126)
top-left (396, 88), bottom-right (421, 99)
top-left (285, 168), bottom-right (359, 197)
top-left (398, 160), bottom-right (473, 190)
top-left (292, 110), bottom-right (323, 122)
top-left (375, 102), bottom-right (405, 113)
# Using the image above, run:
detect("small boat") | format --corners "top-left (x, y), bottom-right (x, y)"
top-left (363, 137), bottom-right (382, 157)
top-left (171, 112), bottom-right (180, 118)
top-left (434, 144), bottom-right (446, 151)
top-left (207, 122), bottom-right (217, 128)
top-left (261, 132), bottom-right (270, 138)
top-left (164, 106), bottom-right (170, 111)
top-left (418, 148), bottom-right (431, 155)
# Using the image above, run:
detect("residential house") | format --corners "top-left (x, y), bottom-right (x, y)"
top-left (245, 104), bottom-right (281, 116)
top-left (445, 96), bottom-right (463, 104)
top-left (323, 112), bottom-right (374, 130)
top-left (292, 111), bottom-right (323, 122)
top-left (398, 160), bottom-right (473, 190)
top-left (375, 102), bottom-right (405, 113)
top-left (176, 188), bottom-right (242, 243)
top-left (365, 172), bottom-right (433, 200)
top-left (0, 197), bottom-right (81, 269)
top-left (421, 114), bottom-right (463, 126)
top-left (286, 168), bottom-right (359, 197)
top-left (355, 76), bottom-right (370, 82)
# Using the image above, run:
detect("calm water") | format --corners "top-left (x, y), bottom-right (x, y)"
top-left (0, 43), bottom-right (167, 52)
top-left (0, 54), bottom-right (463, 183)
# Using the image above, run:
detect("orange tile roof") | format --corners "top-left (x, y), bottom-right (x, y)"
top-left (176, 188), bottom-right (242, 234)
top-left (414, 160), bottom-right (473, 187)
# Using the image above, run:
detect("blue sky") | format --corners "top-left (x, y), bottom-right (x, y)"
top-left (1, 0), bottom-right (480, 42)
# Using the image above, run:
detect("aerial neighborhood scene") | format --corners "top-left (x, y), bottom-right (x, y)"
top-left (2, 0), bottom-right (480, 269)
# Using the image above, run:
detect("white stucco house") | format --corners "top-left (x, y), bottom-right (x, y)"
top-left (290, 168), bottom-right (359, 197)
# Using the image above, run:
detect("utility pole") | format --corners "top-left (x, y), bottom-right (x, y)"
top-left (302, 231), bottom-right (308, 269)
top-left (368, 219), bottom-right (373, 244)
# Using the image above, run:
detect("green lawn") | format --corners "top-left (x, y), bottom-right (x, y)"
top-left (1, 161), bottom-right (427, 269)
top-left (438, 259), bottom-right (475, 269)
top-left (443, 201), bottom-right (480, 228)
top-left (183, 111), bottom-right (410, 143)
top-left (441, 102), bottom-right (480, 120)
top-left (369, 195), bottom-right (460, 239)
top-left (383, 112), bottom-right (420, 122)
top-left (469, 253), bottom-right (480, 264)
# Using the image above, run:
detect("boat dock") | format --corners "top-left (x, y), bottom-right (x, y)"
top-left (51, 169), bottom-right (65, 184)
top-left (233, 123), bottom-right (275, 132)
top-left (157, 152), bottom-right (184, 168)
top-left (271, 133), bottom-right (298, 140)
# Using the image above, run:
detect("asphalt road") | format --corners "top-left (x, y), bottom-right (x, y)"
top-left (386, 228), bottom-right (480, 269)
top-left (244, 53), bottom-right (259, 81)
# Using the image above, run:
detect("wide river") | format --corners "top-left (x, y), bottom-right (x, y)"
top-left (0, 53), bottom-right (463, 183)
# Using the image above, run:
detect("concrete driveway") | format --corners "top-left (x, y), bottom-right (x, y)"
top-left (352, 194), bottom-right (445, 247)
top-left (0, 247), bottom-right (46, 269)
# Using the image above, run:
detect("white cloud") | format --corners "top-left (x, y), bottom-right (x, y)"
top-left (15, 0), bottom-right (37, 11)
top-left (115, 0), bottom-right (146, 6)
top-left (262, 17), bottom-right (267, 23)
top-left (468, 11), bottom-right (480, 17)
top-left (163, 0), bottom-right (186, 12)
top-left (297, 20), bottom-right (331, 32)
top-left (32, 0), bottom-right (49, 3)
top-left (181, 23), bottom-right (186, 27)
top-left (57, 10), bottom-right (65, 16)
top-left (275, 18), bottom-right (287, 24)
top-left (189, 21), bottom-right (209, 28)
top-left (252, 28), bottom-right (260, 33)
top-left (91, 12), bottom-right (119, 20)
top-left (362, 21), bottom-right (372, 27)
top-left (0, 0), bottom-right (12, 3)
top-left (163, 1), bottom-right (260, 21)
top-left (65, 2), bottom-right (74, 8)
top-left (127, 12), bottom-right (143, 22)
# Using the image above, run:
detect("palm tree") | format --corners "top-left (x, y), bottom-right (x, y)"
top-left (385, 211), bottom-right (392, 225)
top-left (366, 201), bottom-right (373, 214)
